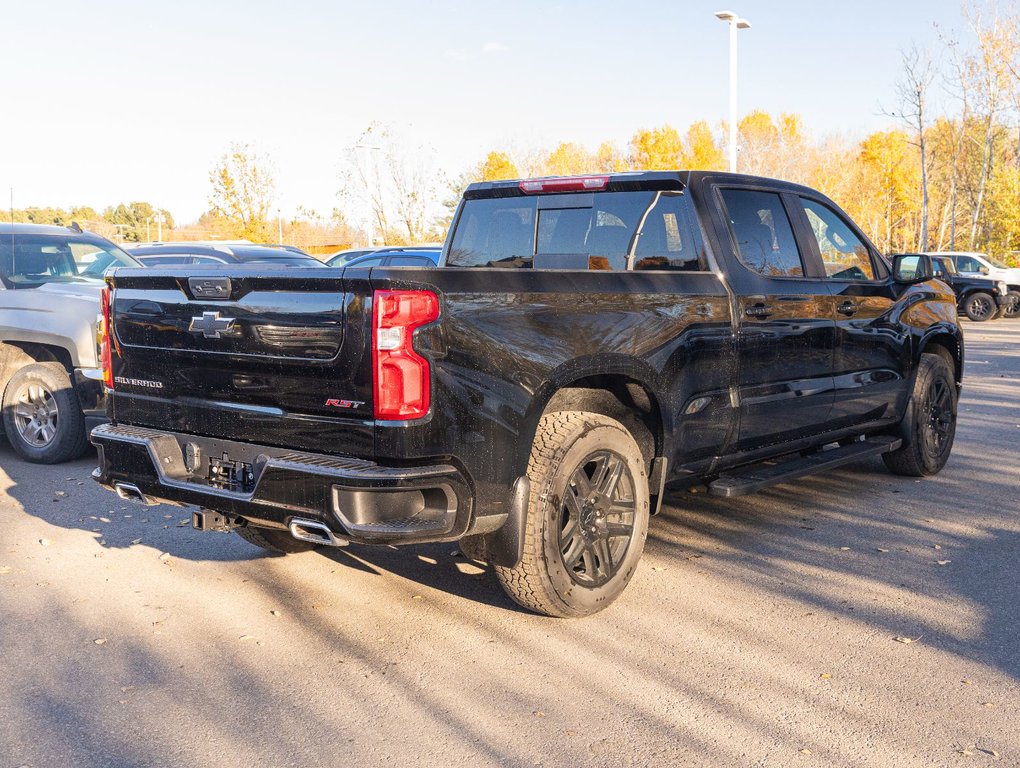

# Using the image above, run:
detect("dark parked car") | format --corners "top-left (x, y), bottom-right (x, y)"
top-left (922, 255), bottom-right (1011, 321)
top-left (130, 243), bottom-right (321, 268)
top-left (326, 246), bottom-right (441, 267)
top-left (93, 171), bottom-right (962, 617)
top-left (342, 249), bottom-right (440, 269)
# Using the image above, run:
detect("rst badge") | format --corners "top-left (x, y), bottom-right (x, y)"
top-left (325, 399), bottom-right (365, 409)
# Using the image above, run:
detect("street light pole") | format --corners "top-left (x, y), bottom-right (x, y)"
top-left (715, 10), bottom-right (751, 173)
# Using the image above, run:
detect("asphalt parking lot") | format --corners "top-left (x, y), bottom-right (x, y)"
top-left (0, 321), bottom-right (1017, 768)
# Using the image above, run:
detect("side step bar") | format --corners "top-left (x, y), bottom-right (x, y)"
top-left (708, 436), bottom-right (902, 498)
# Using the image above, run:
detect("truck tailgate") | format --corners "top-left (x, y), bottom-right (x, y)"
top-left (107, 267), bottom-right (374, 456)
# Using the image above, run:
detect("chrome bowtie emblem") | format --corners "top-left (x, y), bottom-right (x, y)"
top-left (189, 311), bottom-right (237, 339)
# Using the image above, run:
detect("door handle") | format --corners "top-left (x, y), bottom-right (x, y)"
top-left (744, 303), bottom-right (774, 319)
top-left (837, 301), bottom-right (858, 316)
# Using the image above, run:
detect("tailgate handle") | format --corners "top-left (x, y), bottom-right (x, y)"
top-left (189, 276), bottom-right (231, 299)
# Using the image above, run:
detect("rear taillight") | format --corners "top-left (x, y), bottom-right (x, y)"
top-left (373, 290), bottom-right (440, 420)
top-left (519, 175), bottom-right (609, 194)
top-left (99, 285), bottom-right (113, 389)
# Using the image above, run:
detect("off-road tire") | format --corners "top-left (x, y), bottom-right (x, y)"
top-left (494, 411), bottom-right (650, 618)
top-left (963, 291), bottom-right (997, 322)
top-left (234, 524), bottom-right (318, 554)
top-left (2, 362), bottom-right (88, 464)
top-left (883, 353), bottom-right (957, 477)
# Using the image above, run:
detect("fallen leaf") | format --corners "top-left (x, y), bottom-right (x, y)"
top-left (239, 634), bottom-right (256, 641)
top-left (0, 566), bottom-right (12, 574)
top-left (270, 610), bottom-right (281, 616)
top-left (982, 702), bottom-right (995, 708)
top-left (978, 748), bottom-right (1000, 757)
top-left (99, 517), bottom-right (111, 524)
top-left (533, 711), bottom-right (545, 717)
top-left (893, 636), bottom-right (917, 644)
top-left (158, 552), bottom-right (171, 562)
top-left (652, 566), bottom-right (666, 572)
top-left (799, 749), bottom-right (812, 755)
top-left (411, 595), bottom-right (423, 600)
top-left (962, 679), bottom-right (972, 685)
top-left (93, 638), bottom-right (107, 645)
top-left (957, 748), bottom-right (974, 756)
top-left (819, 673), bottom-right (831, 679)
top-left (39, 538), bottom-right (52, 547)
top-left (933, 544), bottom-right (942, 550)
top-left (54, 491), bottom-right (67, 497)
top-left (564, 729), bottom-right (576, 736)
top-left (131, 538), bottom-right (142, 545)
top-left (163, 515), bottom-right (173, 520)
top-left (936, 560), bottom-right (951, 566)
top-left (876, 548), bottom-right (889, 553)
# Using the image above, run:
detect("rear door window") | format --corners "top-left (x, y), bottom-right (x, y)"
top-left (720, 189), bottom-right (804, 277)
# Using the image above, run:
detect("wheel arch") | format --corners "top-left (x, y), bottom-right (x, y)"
top-left (515, 358), bottom-right (666, 480)
top-left (0, 341), bottom-right (75, 396)
top-left (918, 327), bottom-right (963, 386)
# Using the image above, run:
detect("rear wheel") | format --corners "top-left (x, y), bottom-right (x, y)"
top-left (963, 292), bottom-right (997, 322)
top-left (883, 353), bottom-right (957, 477)
top-left (1003, 290), bottom-right (1020, 319)
top-left (234, 523), bottom-right (317, 554)
top-left (494, 411), bottom-right (650, 618)
top-left (2, 362), bottom-right (88, 464)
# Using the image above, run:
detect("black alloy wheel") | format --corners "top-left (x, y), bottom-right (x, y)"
top-left (557, 450), bottom-right (637, 588)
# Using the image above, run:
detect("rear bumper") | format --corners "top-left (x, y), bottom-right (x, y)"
top-left (90, 423), bottom-right (474, 545)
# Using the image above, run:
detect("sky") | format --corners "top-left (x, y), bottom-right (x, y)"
top-left (0, 0), bottom-right (998, 224)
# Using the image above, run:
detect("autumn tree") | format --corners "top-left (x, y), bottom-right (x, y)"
top-left (629, 125), bottom-right (683, 169)
top-left (208, 143), bottom-right (276, 242)
top-left (680, 121), bottom-right (725, 170)
top-left (887, 45), bottom-right (936, 249)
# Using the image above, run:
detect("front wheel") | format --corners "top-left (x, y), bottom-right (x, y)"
top-left (494, 411), bottom-right (650, 618)
top-left (883, 353), bottom-right (957, 477)
top-left (2, 362), bottom-right (88, 464)
top-left (963, 292), bottom-right (997, 322)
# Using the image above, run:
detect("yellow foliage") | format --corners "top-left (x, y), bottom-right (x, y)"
top-left (629, 125), bottom-right (683, 170)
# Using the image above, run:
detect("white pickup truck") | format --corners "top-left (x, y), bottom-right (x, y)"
top-left (0, 223), bottom-right (139, 462)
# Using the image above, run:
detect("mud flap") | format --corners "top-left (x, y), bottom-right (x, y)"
top-left (487, 475), bottom-right (531, 568)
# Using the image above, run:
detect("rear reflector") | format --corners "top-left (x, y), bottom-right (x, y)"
top-left (373, 290), bottom-right (440, 420)
top-left (519, 176), bottom-right (609, 194)
top-left (99, 286), bottom-right (114, 389)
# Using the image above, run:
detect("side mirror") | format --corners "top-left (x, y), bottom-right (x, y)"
top-left (892, 254), bottom-right (933, 284)
top-left (979, 265), bottom-right (990, 275)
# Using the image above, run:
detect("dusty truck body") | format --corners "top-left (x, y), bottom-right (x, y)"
top-left (92, 171), bottom-right (962, 616)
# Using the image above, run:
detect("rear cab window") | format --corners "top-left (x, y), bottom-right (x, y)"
top-left (446, 188), bottom-right (705, 271)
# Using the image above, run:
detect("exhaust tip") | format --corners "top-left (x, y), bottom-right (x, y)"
top-left (113, 482), bottom-right (156, 506)
top-left (289, 518), bottom-right (348, 548)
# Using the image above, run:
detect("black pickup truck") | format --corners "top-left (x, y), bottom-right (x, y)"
top-left (92, 171), bottom-right (963, 617)
top-left (923, 254), bottom-right (1011, 321)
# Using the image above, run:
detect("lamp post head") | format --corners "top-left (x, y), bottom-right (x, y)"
top-left (715, 10), bottom-right (751, 28)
